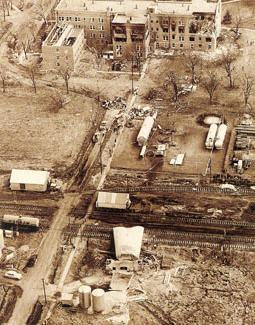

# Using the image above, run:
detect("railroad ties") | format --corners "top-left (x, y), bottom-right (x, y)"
top-left (78, 225), bottom-right (255, 252)
top-left (103, 184), bottom-right (255, 196)
top-left (0, 203), bottom-right (57, 216)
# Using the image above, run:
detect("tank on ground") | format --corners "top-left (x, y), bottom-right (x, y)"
top-left (92, 288), bottom-right (105, 312)
top-left (215, 124), bottom-right (227, 150)
top-left (137, 116), bottom-right (155, 146)
top-left (78, 285), bottom-right (91, 309)
top-left (205, 123), bottom-right (218, 149)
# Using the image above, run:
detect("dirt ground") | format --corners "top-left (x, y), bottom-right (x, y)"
top-left (0, 87), bottom-right (96, 172)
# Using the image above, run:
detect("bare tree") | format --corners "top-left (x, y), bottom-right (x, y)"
top-left (58, 67), bottom-right (71, 94)
top-left (0, 0), bottom-right (8, 21)
top-left (33, 0), bottom-right (48, 26)
top-left (242, 74), bottom-right (255, 109)
top-left (201, 71), bottom-right (220, 104)
top-left (49, 91), bottom-right (65, 112)
top-left (220, 47), bottom-right (238, 88)
top-left (26, 63), bottom-right (39, 93)
top-left (232, 16), bottom-right (242, 39)
top-left (164, 71), bottom-right (182, 102)
top-left (0, 65), bottom-right (8, 93)
top-left (185, 51), bottom-right (201, 84)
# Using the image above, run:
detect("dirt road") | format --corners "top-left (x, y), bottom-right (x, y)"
top-left (8, 193), bottom-right (80, 325)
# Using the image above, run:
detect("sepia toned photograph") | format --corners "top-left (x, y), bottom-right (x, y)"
top-left (0, 0), bottom-right (255, 324)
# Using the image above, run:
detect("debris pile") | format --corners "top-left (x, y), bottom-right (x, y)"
top-left (101, 97), bottom-right (126, 110)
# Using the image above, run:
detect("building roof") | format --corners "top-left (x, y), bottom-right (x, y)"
top-left (112, 13), bottom-right (147, 25)
top-left (56, 0), bottom-right (218, 15)
top-left (97, 192), bottom-right (130, 209)
top-left (10, 169), bottom-right (50, 185)
top-left (113, 226), bottom-right (144, 260)
top-left (156, 0), bottom-right (217, 15)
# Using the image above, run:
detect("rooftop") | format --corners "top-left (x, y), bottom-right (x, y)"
top-left (96, 191), bottom-right (130, 209)
top-left (56, 0), bottom-right (218, 15)
top-left (10, 169), bottom-right (50, 185)
top-left (112, 13), bottom-right (147, 25)
top-left (44, 24), bottom-right (82, 47)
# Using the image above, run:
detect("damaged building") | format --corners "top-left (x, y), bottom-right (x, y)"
top-left (49, 0), bottom-right (221, 65)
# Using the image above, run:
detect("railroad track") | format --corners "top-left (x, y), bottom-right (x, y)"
top-left (75, 225), bottom-right (255, 251)
top-left (92, 210), bottom-right (255, 230)
top-left (0, 203), bottom-right (57, 215)
top-left (103, 185), bottom-right (255, 195)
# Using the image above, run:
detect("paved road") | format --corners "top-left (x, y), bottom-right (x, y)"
top-left (8, 193), bottom-right (80, 325)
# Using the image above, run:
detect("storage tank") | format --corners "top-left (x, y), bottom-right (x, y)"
top-left (92, 288), bottom-right (105, 312)
top-left (78, 285), bottom-right (91, 309)
top-left (215, 124), bottom-right (227, 150)
top-left (205, 123), bottom-right (218, 149)
top-left (137, 116), bottom-right (155, 146)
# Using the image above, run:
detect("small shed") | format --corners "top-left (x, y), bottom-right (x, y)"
top-left (96, 192), bottom-right (131, 209)
top-left (10, 169), bottom-right (50, 192)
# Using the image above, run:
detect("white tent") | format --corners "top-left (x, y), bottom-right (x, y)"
top-left (113, 226), bottom-right (144, 260)
top-left (10, 169), bottom-right (50, 192)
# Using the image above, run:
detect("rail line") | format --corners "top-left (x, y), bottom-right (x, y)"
top-left (102, 185), bottom-right (255, 195)
top-left (0, 203), bottom-right (57, 215)
top-left (92, 210), bottom-right (255, 230)
top-left (74, 225), bottom-right (255, 251)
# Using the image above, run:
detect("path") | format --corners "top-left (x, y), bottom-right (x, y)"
top-left (8, 193), bottom-right (80, 325)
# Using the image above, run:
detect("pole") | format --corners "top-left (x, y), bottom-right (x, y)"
top-left (100, 137), bottom-right (103, 174)
top-left (131, 55), bottom-right (134, 94)
top-left (42, 278), bottom-right (47, 304)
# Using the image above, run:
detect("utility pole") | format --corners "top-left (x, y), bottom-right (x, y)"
top-left (99, 136), bottom-right (103, 175)
top-left (131, 54), bottom-right (134, 94)
top-left (42, 278), bottom-right (47, 304)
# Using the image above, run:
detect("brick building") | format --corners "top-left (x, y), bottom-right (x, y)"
top-left (42, 24), bottom-right (84, 70)
top-left (43, 0), bottom-right (221, 67)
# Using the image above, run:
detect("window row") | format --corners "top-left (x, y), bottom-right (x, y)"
top-left (58, 16), bottom-right (104, 23)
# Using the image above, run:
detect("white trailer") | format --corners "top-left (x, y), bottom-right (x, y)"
top-left (215, 124), bottom-right (227, 150)
top-left (205, 123), bottom-right (218, 149)
top-left (137, 116), bottom-right (155, 146)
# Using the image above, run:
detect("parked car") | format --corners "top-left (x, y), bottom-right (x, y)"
top-left (4, 270), bottom-right (22, 280)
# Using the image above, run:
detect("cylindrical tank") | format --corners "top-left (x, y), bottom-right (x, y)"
top-left (215, 124), bottom-right (227, 150)
top-left (137, 116), bottom-right (154, 146)
top-left (205, 123), bottom-right (218, 149)
top-left (79, 285), bottom-right (91, 309)
top-left (92, 288), bottom-right (105, 312)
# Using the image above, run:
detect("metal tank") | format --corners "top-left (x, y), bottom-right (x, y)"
top-left (78, 285), bottom-right (91, 309)
top-left (205, 123), bottom-right (218, 149)
top-left (137, 116), bottom-right (155, 146)
top-left (92, 288), bottom-right (105, 312)
top-left (215, 124), bottom-right (227, 150)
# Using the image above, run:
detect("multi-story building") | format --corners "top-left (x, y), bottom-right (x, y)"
top-left (42, 24), bottom-right (84, 70)
top-left (50, 0), bottom-right (221, 63)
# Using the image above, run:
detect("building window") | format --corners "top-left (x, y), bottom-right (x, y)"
top-left (56, 62), bottom-right (60, 66)
top-left (208, 44), bottom-right (212, 49)
top-left (151, 27), bottom-right (153, 31)
top-left (163, 28), bottom-right (168, 33)
top-left (90, 25), bottom-right (95, 30)
top-left (156, 28), bottom-right (159, 31)
top-left (75, 17), bottom-right (78, 21)
top-left (162, 19), bottom-right (168, 25)
top-left (190, 44), bottom-right (194, 49)
top-left (172, 35), bottom-right (175, 39)
top-left (99, 17), bottom-right (104, 22)
top-left (179, 36), bottom-right (184, 41)
top-left (172, 43), bottom-right (175, 48)
top-left (100, 33), bottom-right (104, 38)
top-left (163, 35), bottom-right (168, 41)
top-left (156, 20), bottom-right (158, 23)
top-left (206, 37), bottom-right (212, 42)
top-left (180, 43), bottom-right (184, 48)
top-left (179, 20), bottom-right (184, 26)
top-left (151, 20), bottom-right (153, 23)
top-left (90, 17), bottom-right (94, 22)
top-left (199, 44), bottom-right (202, 48)
top-left (178, 26), bottom-right (185, 33)
top-left (156, 42), bottom-right (159, 48)
top-left (189, 36), bottom-right (195, 42)
top-left (99, 25), bottom-right (104, 31)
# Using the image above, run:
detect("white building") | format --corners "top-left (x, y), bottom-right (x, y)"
top-left (96, 192), bottom-right (131, 209)
top-left (113, 226), bottom-right (144, 260)
top-left (10, 169), bottom-right (50, 192)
